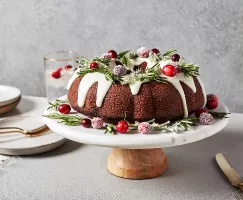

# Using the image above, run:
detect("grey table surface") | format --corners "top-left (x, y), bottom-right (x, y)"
top-left (0, 96), bottom-right (243, 200)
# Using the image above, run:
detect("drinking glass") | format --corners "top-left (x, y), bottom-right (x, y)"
top-left (44, 51), bottom-right (80, 101)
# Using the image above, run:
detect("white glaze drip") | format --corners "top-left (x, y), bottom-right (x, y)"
top-left (196, 77), bottom-right (207, 106)
top-left (77, 72), bottom-right (112, 107)
top-left (161, 73), bottom-right (197, 118)
top-left (129, 81), bottom-right (147, 95)
top-left (67, 69), bottom-right (79, 90)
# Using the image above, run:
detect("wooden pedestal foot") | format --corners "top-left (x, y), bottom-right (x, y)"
top-left (107, 148), bottom-right (167, 179)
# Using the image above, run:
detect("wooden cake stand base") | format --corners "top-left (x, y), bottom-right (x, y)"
top-left (107, 148), bottom-right (167, 179)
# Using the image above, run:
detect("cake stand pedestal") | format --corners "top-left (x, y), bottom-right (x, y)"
top-left (107, 148), bottom-right (167, 179)
top-left (43, 100), bottom-right (229, 180)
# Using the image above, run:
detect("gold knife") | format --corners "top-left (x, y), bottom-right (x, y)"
top-left (216, 153), bottom-right (243, 191)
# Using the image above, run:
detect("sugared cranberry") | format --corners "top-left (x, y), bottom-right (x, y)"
top-left (52, 71), bottom-right (61, 79)
top-left (90, 62), bottom-right (98, 69)
top-left (64, 65), bottom-right (72, 70)
top-left (116, 120), bottom-right (129, 133)
top-left (151, 48), bottom-right (160, 54)
top-left (161, 64), bottom-right (177, 77)
top-left (81, 118), bottom-right (91, 128)
top-left (206, 94), bottom-right (219, 109)
top-left (195, 108), bottom-right (208, 118)
top-left (58, 104), bottom-right (71, 114)
top-left (108, 50), bottom-right (117, 58)
top-left (171, 54), bottom-right (180, 62)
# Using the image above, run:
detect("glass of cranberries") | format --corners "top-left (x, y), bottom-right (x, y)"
top-left (44, 51), bottom-right (80, 101)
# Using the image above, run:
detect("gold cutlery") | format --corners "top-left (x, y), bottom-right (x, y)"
top-left (0, 124), bottom-right (50, 137)
top-left (216, 153), bottom-right (243, 192)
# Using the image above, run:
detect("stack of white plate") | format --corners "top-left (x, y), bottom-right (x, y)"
top-left (0, 85), bottom-right (21, 115)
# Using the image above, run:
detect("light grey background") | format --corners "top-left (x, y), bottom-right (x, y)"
top-left (0, 0), bottom-right (242, 112)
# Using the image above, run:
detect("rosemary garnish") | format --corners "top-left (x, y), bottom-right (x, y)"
top-left (128, 52), bottom-right (138, 59)
top-left (162, 48), bottom-right (177, 57)
top-left (93, 57), bottom-right (110, 67)
top-left (121, 56), bottom-right (131, 66)
top-left (180, 62), bottom-right (199, 77)
top-left (104, 124), bottom-right (116, 134)
top-left (117, 50), bottom-right (130, 59)
top-left (129, 117), bottom-right (198, 134)
top-left (76, 56), bottom-right (90, 68)
top-left (208, 111), bottom-right (230, 120)
top-left (47, 99), bottom-right (69, 111)
top-left (43, 113), bottom-right (83, 126)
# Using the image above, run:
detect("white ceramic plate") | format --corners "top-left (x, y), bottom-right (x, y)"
top-left (0, 85), bottom-right (21, 107)
top-left (0, 116), bottom-right (66, 155)
top-left (43, 100), bottom-right (230, 149)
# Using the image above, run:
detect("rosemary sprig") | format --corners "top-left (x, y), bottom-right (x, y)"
top-left (76, 56), bottom-right (90, 68)
top-left (208, 111), bottom-right (230, 120)
top-left (162, 48), bottom-right (177, 57)
top-left (180, 62), bottom-right (199, 77)
top-left (128, 52), bottom-right (138, 59)
top-left (77, 65), bottom-right (120, 82)
top-left (104, 124), bottom-right (116, 134)
top-left (47, 99), bottom-right (69, 111)
top-left (121, 55), bottom-right (131, 66)
top-left (117, 50), bottom-right (130, 59)
top-left (43, 113), bottom-right (83, 126)
top-left (93, 57), bottom-right (110, 67)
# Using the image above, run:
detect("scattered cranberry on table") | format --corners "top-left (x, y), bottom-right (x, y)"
top-left (81, 118), bottom-right (92, 128)
top-left (206, 94), bottom-right (218, 109)
top-left (58, 104), bottom-right (71, 114)
top-left (108, 50), bottom-right (117, 59)
top-left (64, 65), bottom-right (72, 70)
top-left (171, 54), bottom-right (180, 62)
top-left (195, 108), bottom-right (208, 118)
top-left (90, 62), bottom-right (98, 69)
top-left (151, 48), bottom-right (160, 54)
top-left (116, 120), bottom-right (129, 133)
top-left (161, 64), bottom-right (177, 77)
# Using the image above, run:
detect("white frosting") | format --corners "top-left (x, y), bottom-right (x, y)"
top-left (66, 57), bottom-right (205, 118)
top-left (129, 81), bottom-right (147, 95)
top-left (67, 69), bottom-right (79, 90)
top-left (77, 72), bottom-right (112, 107)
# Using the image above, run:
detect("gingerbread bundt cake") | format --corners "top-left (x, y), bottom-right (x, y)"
top-left (67, 47), bottom-right (206, 123)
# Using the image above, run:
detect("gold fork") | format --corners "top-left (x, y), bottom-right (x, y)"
top-left (0, 125), bottom-right (50, 137)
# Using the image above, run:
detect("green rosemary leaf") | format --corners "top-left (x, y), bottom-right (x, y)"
top-left (208, 111), bottom-right (230, 120)
top-left (105, 124), bottom-right (116, 134)
top-left (162, 48), bottom-right (177, 57)
top-left (43, 113), bottom-right (82, 126)
top-left (121, 56), bottom-right (128, 66)
top-left (47, 99), bottom-right (69, 111)
top-left (117, 50), bottom-right (130, 59)
top-left (128, 52), bottom-right (138, 59)
top-left (180, 62), bottom-right (200, 77)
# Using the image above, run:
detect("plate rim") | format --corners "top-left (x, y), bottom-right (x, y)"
top-left (0, 85), bottom-right (21, 107)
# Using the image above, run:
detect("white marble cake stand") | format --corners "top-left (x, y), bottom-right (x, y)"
top-left (43, 101), bottom-right (230, 179)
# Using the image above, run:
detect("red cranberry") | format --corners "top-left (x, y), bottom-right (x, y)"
top-left (161, 64), bottom-right (177, 77)
top-left (116, 120), bottom-right (129, 133)
top-left (64, 65), bottom-right (72, 70)
top-left (151, 48), bottom-right (160, 54)
top-left (195, 109), bottom-right (208, 118)
top-left (52, 71), bottom-right (61, 79)
top-left (81, 118), bottom-right (91, 128)
top-left (58, 104), bottom-right (71, 114)
top-left (206, 94), bottom-right (219, 109)
top-left (108, 50), bottom-right (117, 58)
top-left (90, 62), bottom-right (98, 69)
top-left (171, 54), bottom-right (180, 62)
